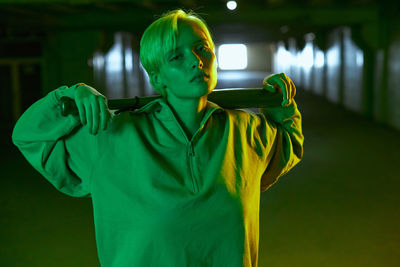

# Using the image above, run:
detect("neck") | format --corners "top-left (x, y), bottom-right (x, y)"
top-left (166, 94), bottom-right (208, 139)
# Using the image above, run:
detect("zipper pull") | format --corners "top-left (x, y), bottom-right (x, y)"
top-left (188, 143), bottom-right (195, 157)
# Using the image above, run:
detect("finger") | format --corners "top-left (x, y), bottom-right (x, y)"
top-left (262, 77), bottom-right (276, 93)
top-left (108, 110), bottom-right (113, 126)
top-left (76, 101), bottom-right (86, 125)
top-left (92, 97), bottom-right (100, 135)
top-left (268, 74), bottom-right (288, 106)
top-left (84, 101), bottom-right (93, 134)
top-left (281, 73), bottom-right (297, 105)
top-left (265, 84), bottom-right (276, 93)
top-left (280, 73), bottom-right (292, 101)
top-left (99, 98), bottom-right (109, 131)
top-left (279, 73), bottom-right (291, 106)
top-left (288, 76), bottom-right (296, 99)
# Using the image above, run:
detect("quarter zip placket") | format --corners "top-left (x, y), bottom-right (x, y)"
top-left (165, 107), bottom-right (200, 193)
top-left (187, 141), bottom-right (198, 192)
top-left (162, 101), bottom-right (219, 193)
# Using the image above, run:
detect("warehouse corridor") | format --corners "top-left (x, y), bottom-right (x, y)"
top-left (2, 0), bottom-right (400, 265)
top-left (2, 87), bottom-right (399, 266)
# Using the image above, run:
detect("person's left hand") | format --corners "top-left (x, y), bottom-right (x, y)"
top-left (262, 73), bottom-right (296, 107)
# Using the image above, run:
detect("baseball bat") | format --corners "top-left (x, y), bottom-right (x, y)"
top-left (59, 88), bottom-right (283, 116)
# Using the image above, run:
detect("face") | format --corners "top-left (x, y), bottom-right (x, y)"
top-left (152, 20), bottom-right (218, 99)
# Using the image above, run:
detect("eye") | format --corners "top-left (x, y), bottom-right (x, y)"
top-left (170, 55), bottom-right (181, 61)
top-left (198, 44), bottom-right (209, 52)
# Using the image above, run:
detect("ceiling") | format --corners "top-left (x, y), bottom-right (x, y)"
top-left (0, 0), bottom-right (397, 44)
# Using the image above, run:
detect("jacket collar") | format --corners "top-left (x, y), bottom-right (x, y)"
top-left (130, 97), bottom-right (224, 126)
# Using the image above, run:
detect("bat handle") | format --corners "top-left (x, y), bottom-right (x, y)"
top-left (60, 97), bottom-right (77, 116)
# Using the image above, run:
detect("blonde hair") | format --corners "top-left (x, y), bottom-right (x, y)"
top-left (139, 8), bottom-right (215, 96)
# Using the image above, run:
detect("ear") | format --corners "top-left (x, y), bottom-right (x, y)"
top-left (150, 71), bottom-right (166, 90)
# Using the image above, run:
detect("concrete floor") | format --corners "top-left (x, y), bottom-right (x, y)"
top-left (1, 85), bottom-right (400, 266)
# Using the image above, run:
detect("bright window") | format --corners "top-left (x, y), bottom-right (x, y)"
top-left (217, 44), bottom-right (247, 70)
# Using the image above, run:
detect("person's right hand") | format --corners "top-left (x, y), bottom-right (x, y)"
top-left (74, 84), bottom-right (112, 135)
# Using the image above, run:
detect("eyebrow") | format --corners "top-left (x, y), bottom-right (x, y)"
top-left (166, 39), bottom-right (209, 56)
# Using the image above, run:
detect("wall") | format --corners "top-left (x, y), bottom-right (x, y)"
top-left (42, 30), bottom-right (102, 93)
top-left (273, 26), bottom-right (400, 131)
top-left (43, 30), bottom-right (153, 99)
top-left (325, 28), bottom-right (342, 105)
top-left (245, 42), bottom-right (272, 72)
top-left (387, 35), bottom-right (400, 130)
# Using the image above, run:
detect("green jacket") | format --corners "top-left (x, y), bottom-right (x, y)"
top-left (12, 84), bottom-right (304, 267)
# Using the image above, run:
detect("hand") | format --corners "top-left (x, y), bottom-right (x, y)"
top-left (74, 84), bottom-right (112, 135)
top-left (262, 73), bottom-right (296, 107)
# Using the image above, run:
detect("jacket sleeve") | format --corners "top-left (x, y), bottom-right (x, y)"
top-left (257, 99), bottom-right (304, 192)
top-left (11, 85), bottom-right (96, 197)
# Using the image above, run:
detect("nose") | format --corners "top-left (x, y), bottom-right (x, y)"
top-left (191, 51), bottom-right (203, 69)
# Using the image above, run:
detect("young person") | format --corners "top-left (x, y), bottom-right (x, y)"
top-left (12, 9), bottom-right (303, 267)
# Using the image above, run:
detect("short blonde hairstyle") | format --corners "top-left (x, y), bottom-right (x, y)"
top-left (139, 9), bottom-right (215, 96)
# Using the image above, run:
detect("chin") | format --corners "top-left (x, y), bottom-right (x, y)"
top-left (188, 80), bottom-right (212, 97)
top-left (197, 85), bottom-right (212, 98)
top-left (208, 78), bottom-right (217, 94)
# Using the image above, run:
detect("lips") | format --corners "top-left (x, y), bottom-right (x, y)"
top-left (190, 73), bottom-right (209, 82)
